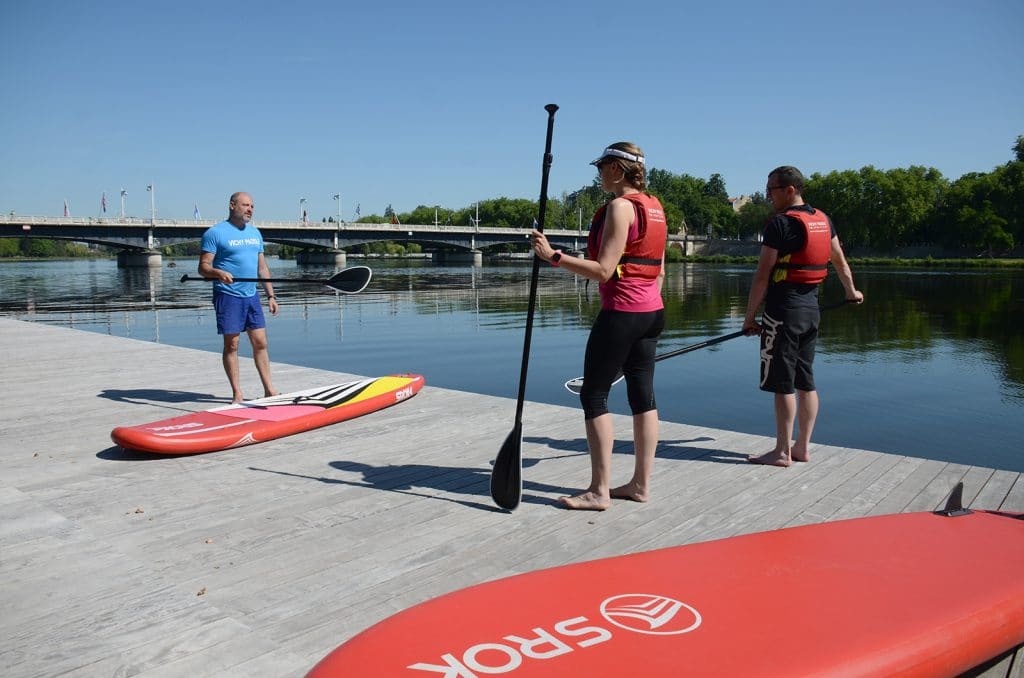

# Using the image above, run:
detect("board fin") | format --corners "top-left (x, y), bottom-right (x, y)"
top-left (935, 482), bottom-right (974, 517)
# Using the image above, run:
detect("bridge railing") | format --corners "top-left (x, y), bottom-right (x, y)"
top-left (0, 216), bottom-right (213, 227)
top-left (0, 215), bottom-right (694, 243)
top-left (0, 215), bottom-right (591, 236)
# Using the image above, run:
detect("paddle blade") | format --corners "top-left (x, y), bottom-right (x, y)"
top-left (564, 376), bottom-right (585, 395)
top-left (326, 266), bottom-right (372, 294)
top-left (491, 422), bottom-right (523, 511)
top-left (564, 371), bottom-right (623, 396)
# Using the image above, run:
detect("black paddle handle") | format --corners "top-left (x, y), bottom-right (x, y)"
top-left (491, 104), bottom-right (559, 511)
top-left (654, 330), bottom-right (745, 363)
top-left (654, 298), bottom-right (852, 362)
top-left (181, 275), bottom-right (314, 284)
top-left (512, 103), bottom-right (558, 422)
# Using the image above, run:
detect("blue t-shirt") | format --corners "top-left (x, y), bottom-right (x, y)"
top-left (200, 220), bottom-right (264, 298)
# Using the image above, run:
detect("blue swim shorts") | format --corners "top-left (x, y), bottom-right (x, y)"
top-left (213, 292), bottom-right (266, 335)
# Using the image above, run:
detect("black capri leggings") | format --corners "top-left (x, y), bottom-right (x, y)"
top-left (579, 309), bottom-right (665, 419)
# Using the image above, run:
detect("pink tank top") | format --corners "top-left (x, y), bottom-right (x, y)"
top-left (598, 216), bottom-right (664, 312)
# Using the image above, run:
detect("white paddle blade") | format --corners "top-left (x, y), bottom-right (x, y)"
top-left (564, 377), bottom-right (584, 395)
top-left (563, 372), bottom-right (624, 396)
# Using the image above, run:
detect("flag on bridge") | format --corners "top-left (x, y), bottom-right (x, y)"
top-left (355, 204), bottom-right (360, 217)
top-left (63, 199), bottom-right (69, 217)
top-left (101, 192), bottom-right (107, 214)
top-left (193, 203), bottom-right (201, 220)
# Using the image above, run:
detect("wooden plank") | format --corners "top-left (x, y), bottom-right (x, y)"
top-left (1003, 474), bottom-right (1024, 512)
top-left (0, 317), bottom-right (1021, 677)
top-left (973, 469), bottom-right (1021, 510)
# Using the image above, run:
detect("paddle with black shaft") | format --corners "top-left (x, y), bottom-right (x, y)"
top-left (179, 265), bottom-right (372, 294)
top-left (490, 103), bottom-right (558, 511)
top-left (564, 298), bottom-right (853, 395)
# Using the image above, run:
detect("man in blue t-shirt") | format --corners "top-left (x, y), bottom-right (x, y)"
top-left (199, 192), bottom-right (279, 403)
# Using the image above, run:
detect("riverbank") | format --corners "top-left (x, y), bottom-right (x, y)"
top-left (681, 254), bottom-right (1024, 268)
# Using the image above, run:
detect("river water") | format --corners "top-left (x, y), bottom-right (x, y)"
top-left (2, 258), bottom-right (1022, 472)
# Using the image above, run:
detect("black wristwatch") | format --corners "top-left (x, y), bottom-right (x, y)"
top-left (550, 250), bottom-right (563, 267)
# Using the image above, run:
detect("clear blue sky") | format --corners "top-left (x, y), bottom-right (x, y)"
top-left (1, 0), bottom-right (1021, 222)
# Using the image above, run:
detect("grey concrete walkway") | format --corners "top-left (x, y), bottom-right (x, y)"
top-left (1, 318), bottom-right (1021, 677)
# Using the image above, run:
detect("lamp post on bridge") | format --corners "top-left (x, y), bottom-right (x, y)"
top-left (299, 197), bottom-right (307, 224)
top-left (146, 184), bottom-right (155, 224)
top-left (332, 193), bottom-right (341, 226)
top-left (120, 189), bottom-right (127, 219)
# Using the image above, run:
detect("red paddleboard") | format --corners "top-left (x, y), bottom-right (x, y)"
top-left (111, 374), bottom-right (424, 455)
top-left (308, 507), bottom-right (1024, 677)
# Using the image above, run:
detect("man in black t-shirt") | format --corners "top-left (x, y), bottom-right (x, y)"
top-left (742, 166), bottom-right (863, 467)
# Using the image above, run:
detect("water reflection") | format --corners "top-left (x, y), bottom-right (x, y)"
top-left (1, 258), bottom-right (1021, 470)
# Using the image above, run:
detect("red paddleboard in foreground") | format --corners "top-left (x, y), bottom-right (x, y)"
top-left (309, 506), bottom-right (1024, 677)
top-left (111, 374), bottom-right (424, 455)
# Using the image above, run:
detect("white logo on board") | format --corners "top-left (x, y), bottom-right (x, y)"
top-left (599, 593), bottom-right (702, 635)
top-left (407, 592), bottom-right (701, 676)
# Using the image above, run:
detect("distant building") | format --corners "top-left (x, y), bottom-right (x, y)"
top-left (728, 194), bottom-right (752, 212)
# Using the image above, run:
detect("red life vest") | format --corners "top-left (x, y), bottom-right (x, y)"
top-left (587, 193), bottom-right (667, 280)
top-left (772, 207), bottom-right (832, 284)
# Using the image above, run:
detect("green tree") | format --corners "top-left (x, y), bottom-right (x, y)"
top-left (648, 168), bottom-right (738, 236)
top-left (937, 150), bottom-right (1022, 254)
top-left (988, 159), bottom-right (1024, 246)
top-left (805, 166), bottom-right (946, 249)
top-left (875, 166), bottom-right (947, 248)
top-left (957, 201), bottom-right (1012, 256)
top-left (805, 169), bottom-right (868, 246)
top-left (704, 173), bottom-right (729, 203)
top-left (22, 238), bottom-right (59, 257)
top-left (405, 205), bottom-right (447, 225)
top-left (737, 198), bottom-right (773, 240)
top-left (0, 239), bottom-right (20, 257)
top-left (482, 197), bottom-right (539, 228)
top-left (559, 185), bottom-right (606, 231)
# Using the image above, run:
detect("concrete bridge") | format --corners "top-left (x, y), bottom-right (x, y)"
top-left (0, 215), bottom-right (689, 266)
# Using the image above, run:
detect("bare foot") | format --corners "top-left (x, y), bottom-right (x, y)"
top-left (231, 393), bottom-right (245, 404)
top-left (264, 390), bottom-right (280, 398)
top-left (748, 450), bottom-right (792, 467)
top-left (611, 482), bottom-right (649, 503)
top-left (790, 444), bottom-right (810, 463)
top-left (556, 491), bottom-right (610, 511)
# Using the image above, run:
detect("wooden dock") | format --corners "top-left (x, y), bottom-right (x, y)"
top-left (1, 317), bottom-right (1022, 677)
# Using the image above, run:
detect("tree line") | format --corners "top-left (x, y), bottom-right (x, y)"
top-left (376, 135), bottom-right (1022, 256)
top-left (2, 136), bottom-right (1019, 258)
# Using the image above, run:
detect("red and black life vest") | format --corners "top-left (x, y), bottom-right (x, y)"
top-left (587, 193), bottom-right (667, 280)
top-left (772, 208), bottom-right (832, 284)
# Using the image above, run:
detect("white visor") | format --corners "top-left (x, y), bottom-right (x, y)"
top-left (590, 147), bottom-right (645, 166)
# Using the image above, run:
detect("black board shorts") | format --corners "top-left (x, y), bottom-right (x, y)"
top-left (758, 305), bottom-right (819, 394)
